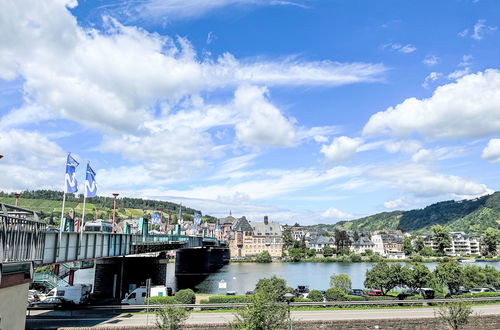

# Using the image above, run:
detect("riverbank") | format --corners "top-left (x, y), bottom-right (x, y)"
top-left (229, 256), bottom-right (500, 263)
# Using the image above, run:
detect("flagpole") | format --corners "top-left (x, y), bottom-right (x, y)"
top-left (58, 190), bottom-right (66, 257)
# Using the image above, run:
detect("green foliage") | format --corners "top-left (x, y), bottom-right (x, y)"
top-left (431, 225), bottom-right (452, 255)
top-left (255, 251), bottom-right (272, 263)
top-left (233, 290), bottom-right (289, 330)
top-left (292, 297), bottom-right (311, 302)
top-left (325, 288), bottom-right (346, 301)
top-left (436, 301), bottom-right (473, 330)
top-left (201, 295), bottom-right (250, 304)
top-left (146, 296), bottom-right (178, 304)
top-left (322, 246), bottom-right (334, 257)
top-left (403, 262), bottom-right (434, 291)
top-left (174, 289), bottom-right (195, 304)
top-left (434, 260), bottom-right (464, 293)
top-left (483, 228), bottom-right (500, 256)
top-left (368, 253), bottom-right (382, 262)
top-left (307, 290), bottom-right (324, 302)
top-left (420, 246), bottom-right (436, 257)
top-left (306, 249), bottom-right (317, 258)
top-left (329, 274), bottom-right (352, 294)
top-left (288, 248), bottom-right (305, 262)
top-left (254, 276), bottom-right (288, 302)
top-left (155, 305), bottom-right (189, 330)
top-left (403, 237), bottom-right (413, 255)
top-left (364, 261), bottom-right (405, 295)
top-left (453, 292), bottom-right (500, 298)
top-left (350, 253), bottom-right (362, 262)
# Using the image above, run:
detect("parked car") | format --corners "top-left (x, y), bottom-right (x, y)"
top-left (397, 288), bottom-right (434, 300)
top-left (245, 291), bottom-right (254, 295)
top-left (30, 297), bottom-right (75, 309)
top-left (226, 291), bottom-right (236, 295)
top-left (348, 289), bottom-right (365, 296)
top-left (364, 289), bottom-right (383, 296)
top-left (470, 287), bottom-right (495, 293)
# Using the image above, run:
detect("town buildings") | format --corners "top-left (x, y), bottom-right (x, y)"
top-left (422, 231), bottom-right (481, 256)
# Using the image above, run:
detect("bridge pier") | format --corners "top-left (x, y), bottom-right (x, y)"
top-left (93, 255), bottom-right (168, 300)
top-left (175, 247), bottom-right (230, 275)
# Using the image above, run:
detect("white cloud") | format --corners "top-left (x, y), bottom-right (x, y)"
top-left (383, 140), bottom-right (422, 154)
top-left (458, 29), bottom-right (469, 38)
top-left (385, 43), bottom-right (417, 53)
top-left (482, 139), bottom-right (500, 163)
top-left (422, 72), bottom-right (442, 88)
top-left (471, 19), bottom-right (497, 40)
top-left (383, 197), bottom-right (410, 209)
top-left (411, 146), bottom-right (464, 163)
top-left (320, 136), bottom-right (363, 164)
top-left (320, 207), bottom-right (355, 220)
top-left (423, 55), bottom-right (439, 66)
top-left (448, 67), bottom-right (470, 80)
top-left (370, 163), bottom-right (492, 198)
top-left (363, 69), bottom-right (500, 140)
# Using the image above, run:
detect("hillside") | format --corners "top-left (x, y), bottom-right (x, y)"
top-left (329, 193), bottom-right (500, 234)
top-left (0, 190), bottom-right (215, 224)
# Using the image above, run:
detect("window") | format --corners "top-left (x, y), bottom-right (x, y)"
top-left (142, 292), bottom-right (147, 297)
top-left (128, 293), bottom-right (136, 299)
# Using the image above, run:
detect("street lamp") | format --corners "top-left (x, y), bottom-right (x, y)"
top-left (284, 292), bottom-right (294, 329)
top-left (112, 193), bottom-right (119, 233)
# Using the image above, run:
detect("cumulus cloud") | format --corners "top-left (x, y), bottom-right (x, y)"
top-left (320, 136), bottom-right (363, 164)
top-left (482, 139), bottom-right (500, 163)
top-left (383, 197), bottom-right (410, 209)
top-left (422, 72), bottom-right (442, 88)
top-left (321, 207), bottom-right (355, 220)
top-left (384, 43), bottom-right (417, 53)
top-left (423, 55), bottom-right (439, 66)
top-left (458, 19), bottom-right (497, 40)
top-left (363, 69), bottom-right (500, 140)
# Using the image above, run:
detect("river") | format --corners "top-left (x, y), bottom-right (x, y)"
top-left (73, 261), bottom-right (500, 295)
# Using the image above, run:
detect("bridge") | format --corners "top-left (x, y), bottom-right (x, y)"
top-left (0, 203), bottom-right (229, 329)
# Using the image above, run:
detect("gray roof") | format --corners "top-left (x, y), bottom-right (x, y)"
top-left (250, 221), bottom-right (282, 236)
top-left (353, 237), bottom-right (375, 247)
top-left (232, 216), bottom-right (253, 232)
top-left (221, 215), bottom-right (237, 225)
top-left (311, 236), bottom-right (334, 245)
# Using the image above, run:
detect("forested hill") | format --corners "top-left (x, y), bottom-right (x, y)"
top-left (332, 192), bottom-right (500, 234)
top-left (0, 190), bottom-right (213, 222)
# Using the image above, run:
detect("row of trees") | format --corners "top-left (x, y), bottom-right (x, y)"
top-left (364, 259), bottom-right (500, 295)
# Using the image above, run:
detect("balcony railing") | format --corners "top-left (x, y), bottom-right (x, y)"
top-left (1, 203), bottom-right (46, 264)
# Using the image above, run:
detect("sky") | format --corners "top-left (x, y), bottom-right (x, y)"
top-left (1, 0), bottom-right (500, 225)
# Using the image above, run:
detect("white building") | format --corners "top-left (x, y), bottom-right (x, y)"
top-left (351, 237), bottom-right (375, 254)
top-left (422, 232), bottom-right (481, 256)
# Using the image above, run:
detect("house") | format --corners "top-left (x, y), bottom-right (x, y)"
top-left (422, 232), bottom-right (481, 256)
top-left (351, 237), bottom-right (375, 254)
top-left (309, 235), bottom-right (335, 252)
top-left (371, 234), bottom-right (404, 256)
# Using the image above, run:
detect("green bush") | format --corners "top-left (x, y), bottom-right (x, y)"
top-left (175, 289), bottom-right (196, 304)
top-left (350, 254), bottom-right (362, 262)
top-left (453, 292), bottom-right (500, 298)
top-left (201, 295), bottom-right (250, 303)
top-left (307, 290), bottom-right (324, 302)
top-left (339, 255), bottom-right (352, 263)
top-left (325, 288), bottom-right (346, 301)
top-left (368, 254), bottom-right (382, 262)
top-left (346, 295), bottom-right (365, 301)
top-left (292, 297), bottom-right (311, 302)
top-left (146, 296), bottom-right (178, 304)
top-left (255, 251), bottom-right (272, 263)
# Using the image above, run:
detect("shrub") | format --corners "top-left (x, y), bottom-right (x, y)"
top-left (307, 290), bottom-right (324, 302)
top-left (202, 295), bottom-right (250, 303)
top-left (453, 292), bottom-right (500, 298)
top-left (325, 288), bottom-right (346, 301)
top-left (330, 274), bottom-right (352, 294)
top-left (350, 254), bottom-right (362, 262)
top-left (254, 276), bottom-right (288, 302)
top-left (255, 251), bottom-right (272, 263)
top-left (155, 305), bottom-right (189, 330)
top-left (175, 289), bottom-right (195, 304)
top-left (339, 255), bottom-right (352, 263)
top-left (369, 254), bottom-right (382, 262)
top-left (292, 297), bottom-right (311, 302)
top-left (146, 296), bottom-right (178, 304)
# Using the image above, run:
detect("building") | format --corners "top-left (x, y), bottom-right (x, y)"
top-left (309, 235), bottom-right (335, 252)
top-left (290, 226), bottom-right (306, 241)
top-left (371, 234), bottom-right (404, 256)
top-left (227, 215), bottom-right (284, 258)
top-left (422, 232), bottom-right (481, 256)
top-left (351, 237), bottom-right (375, 254)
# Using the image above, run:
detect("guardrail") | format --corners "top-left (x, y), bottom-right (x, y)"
top-left (27, 296), bottom-right (500, 311)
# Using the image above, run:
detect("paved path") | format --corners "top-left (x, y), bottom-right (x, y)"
top-left (26, 305), bottom-right (500, 328)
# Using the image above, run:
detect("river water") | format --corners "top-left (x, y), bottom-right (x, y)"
top-left (73, 261), bottom-right (500, 295)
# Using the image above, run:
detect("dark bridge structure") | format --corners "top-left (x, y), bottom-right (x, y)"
top-left (1, 203), bottom-right (230, 303)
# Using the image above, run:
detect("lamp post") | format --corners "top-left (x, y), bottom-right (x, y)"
top-left (14, 193), bottom-right (20, 207)
top-left (284, 292), bottom-right (294, 329)
top-left (112, 193), bottom-right (119, 233)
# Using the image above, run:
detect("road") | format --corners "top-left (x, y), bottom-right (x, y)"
top-left (26, 305), bottom-right (500, 329)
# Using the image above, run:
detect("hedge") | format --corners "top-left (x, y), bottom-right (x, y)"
top-left (175, 289), bottom-right (196, 304)
top-left (453, 292), bottom-right (500, 298)
top-left (145, 296), bottom-right (178, 304)
top-left (293, 297), bottom-right (312, 302)
top-left (200, 295), bottom-right (250, 304)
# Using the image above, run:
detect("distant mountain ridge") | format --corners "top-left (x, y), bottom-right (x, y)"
top-left (318, 192), bottom-right (500, 234)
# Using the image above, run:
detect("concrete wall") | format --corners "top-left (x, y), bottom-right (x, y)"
top-left (0, 282), bottom-right (29, 330)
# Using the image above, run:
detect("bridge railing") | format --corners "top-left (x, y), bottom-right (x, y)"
top-left (130, 234), bottom-right (190, 245)
top-left (1, 205), bottom-right (47, 264)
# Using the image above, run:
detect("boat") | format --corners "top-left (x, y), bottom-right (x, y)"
top-left (458, 258), bottom-right (475, 263)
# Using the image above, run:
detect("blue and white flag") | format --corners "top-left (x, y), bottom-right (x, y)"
top-left (194, 212), bottom-right (202, 225)
top-left (85, 163), bottom-right (97, 197)
top-left (64, 154), bottom-right (79, 193)
top-left (152, 212), bottom-right (161, 226)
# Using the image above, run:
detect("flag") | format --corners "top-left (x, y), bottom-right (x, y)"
top-left (85, 163), bottom-right (97, 197)
top-left (152, 212), bottom-right (161, 226)
top-left (194, 212), bottom-right (202, 225)
top-left (64, 154), bottom-right (79, 193)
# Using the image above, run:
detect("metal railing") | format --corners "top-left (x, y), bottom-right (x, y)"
top-left (1, 203), bottom-right (47, 264)
top-left (130, 234), bottom-right (190, 245)
top-left (33, 273), bottom-right (69, 289)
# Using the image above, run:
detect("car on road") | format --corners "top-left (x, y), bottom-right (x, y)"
top-left (364, 289), bottom-right (383, 296)
top-left (470, 287), bottom-right (496, 293)
top-left (348, 289), bottom-right (365, 296)
top-left (29, 297), bottom-right (75, 309)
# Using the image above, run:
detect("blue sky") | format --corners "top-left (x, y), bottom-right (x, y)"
top-left (1, 0), bottom-right (500, 224)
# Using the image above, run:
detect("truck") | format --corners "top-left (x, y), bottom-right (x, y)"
top-left (121, 286), bottom-right (173, 305)
top-left (46, 284), bottom-right (92, 305)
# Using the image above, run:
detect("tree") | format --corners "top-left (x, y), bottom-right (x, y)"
top-left (254, 276), bottom-right (288, 302)
top-left (436, 301), bottom-right (473, 330)
top-left (434, 260), bottom-right (463, 294)
top-left (256, 251), bottom-right (272, 263)
top-left (306, 248), bottom-right (316, 258)
top-left (364, 261), bottom-right (404, 295)
top-left (155, 305), bottom-right (189, 330)
top-left (322, 246), bottom-right (334, 257)
top-left (288, 248), bottom-right (305, 262)
top-left (414, 236), bottom-right (425, 253)
top-left (334, 229), bottom-right (352, 254)
top-left (233, 290), bottom-right (289, 330)
top-left (483, 228), bottom-right (500, 256)
top-left (282, 230), bottom-right (294, 249)
top-left (420, 246), bottom-right (436, 257)
top-left (403, 236), bottom-right (413, 255)
top-left (353, 231), bottom-right (360, 242)
top-left (403, 262), bottom-right (434, 292)
top-left (432, 225), bottom-right (452, 255)
top-left (325, 288), bottom-right (346, 301)
top-left (174, 289), bottom-right (195, 304)
top-left (329, 274), bottom-right (352, 294)
top-left (307, 290), bottom-right (324, 302)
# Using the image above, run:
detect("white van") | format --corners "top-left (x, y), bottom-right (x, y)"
top-left (121, 286), bottom-right (170, 305)
top-left (47, 284), bottom-right (92, 305)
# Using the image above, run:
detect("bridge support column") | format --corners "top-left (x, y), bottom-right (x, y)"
top-left (68, 269), bottom-right (75, 286)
